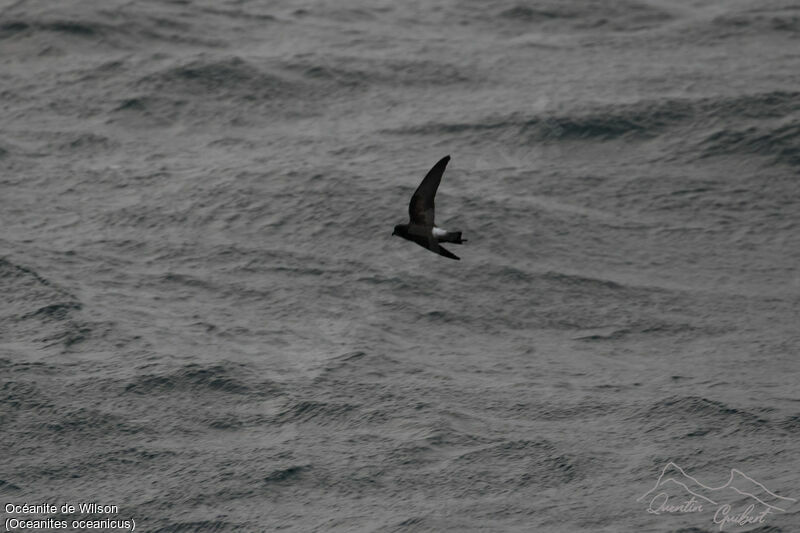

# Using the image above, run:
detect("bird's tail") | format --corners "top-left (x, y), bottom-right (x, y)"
top-left (443, 231), bottom-right (466, 244)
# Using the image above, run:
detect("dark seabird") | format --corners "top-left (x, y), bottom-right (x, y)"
top-left (392, 155), bottom-right (466, 260)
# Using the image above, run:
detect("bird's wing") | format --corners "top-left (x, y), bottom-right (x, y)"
top-left (406, 230), bottom-right (461, 260)
top-left (431, 242), bottom-right (460, 261)
top-left (408, 155), bottom-right (450, 227)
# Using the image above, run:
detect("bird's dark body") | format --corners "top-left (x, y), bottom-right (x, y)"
top-left (393, 225), bottom-right (465, 246)
top-left (392, 155), bottom-right (466, 260)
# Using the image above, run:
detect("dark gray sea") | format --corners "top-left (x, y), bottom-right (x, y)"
top-left (2, 0), bottom-right (799, 531)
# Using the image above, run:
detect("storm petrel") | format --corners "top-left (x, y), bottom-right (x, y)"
top-left (392, 155), bottom-right (466, 260)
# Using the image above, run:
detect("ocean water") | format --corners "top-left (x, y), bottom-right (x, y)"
top-left (1, 0), bottom-right (799, 531)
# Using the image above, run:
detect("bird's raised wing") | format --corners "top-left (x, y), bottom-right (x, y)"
top-left (408, 155), bottom-right (450, 227)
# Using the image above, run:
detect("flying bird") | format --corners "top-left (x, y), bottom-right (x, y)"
top-left (392, 155), bottom-right (466, 260)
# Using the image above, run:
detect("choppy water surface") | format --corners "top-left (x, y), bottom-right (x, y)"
top-left (2, 0), bottom-right (799, 531)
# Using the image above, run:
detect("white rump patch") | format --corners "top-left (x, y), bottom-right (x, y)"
top-left (432, 227), bottom-right (447, 237)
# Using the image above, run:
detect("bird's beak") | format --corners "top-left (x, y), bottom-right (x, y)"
top-left (391, 230), bottom-right (396, 236)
